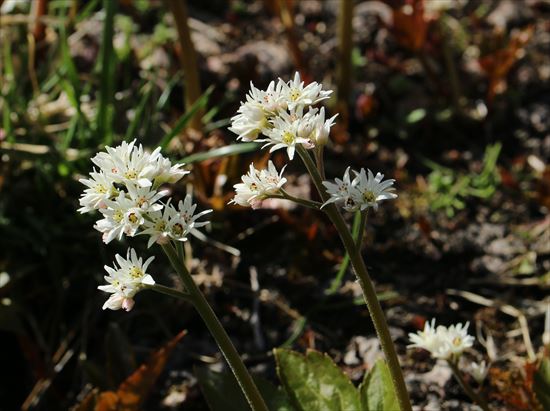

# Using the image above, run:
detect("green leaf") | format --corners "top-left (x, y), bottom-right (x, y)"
top-left (406, 108), bottom-right (426, 124)
top-left (159, 86), bottom-right (214, 150)
top-left (359, 359), bottom-right (398, 411)
top-left (534, 358), bottom-right (550, 411)
top-left (195, 367), bottom-right (293, 411)
top-left (275, 348), bottom-right (360, 411)
top-left (96, 0), bottom-right (117, 145)
top-left (178, 142), bottom-right (259, 165)
top-left (125, 83), bottom-right (153, 141)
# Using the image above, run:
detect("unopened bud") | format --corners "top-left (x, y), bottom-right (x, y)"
top-left (122, 298), bottom-right (135, 312)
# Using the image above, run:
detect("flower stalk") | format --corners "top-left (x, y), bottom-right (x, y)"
top-left (296, 146), bottom-right (412, 411)
top-left (147, 283), bottom-right (192, 302)
top-left (448, 360), bottom-right (490, 411)
top-left (161, 243), bottom-right (269, 411)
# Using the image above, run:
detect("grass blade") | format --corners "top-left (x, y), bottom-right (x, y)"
top-left (159, 85), bottom-right (213, 150)
top-left (125, 83), bottom-right (153, 141)
top-left (96, 0), bottom-right (117, 145)
top-left (178, 143), bottom-right (259, 165)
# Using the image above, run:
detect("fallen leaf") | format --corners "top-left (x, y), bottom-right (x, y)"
top-left (73, 330), bottom-right (187, 411)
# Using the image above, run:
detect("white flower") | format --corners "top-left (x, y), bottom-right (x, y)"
top-left (98, 248), bottom-right (155, 311)
top-left (321, 167), bottom-right (357, 211)
top-left (322, 168), bottom-right (397, 212)
top-left (78, 169), bottom-right (119, 213)
top-left (443, 322), bottom-right (475, 357)
top-left (229, 81), bottom-right (284, 142)
top-left (140, 201), bottom-right (173, 248)
top-left (151, 156), bottom-right (188, 186)
top-left (279, 72), bottom-right (332, 111)
top-left (310, 107), bottom-right (337, 146)
top-left (469, 360), bottom-right (488, 384)
top-left (351, 169), bottom-right (397, 211)
top-left (259, 110), bottom-right (314, 160)
top-left (94, 193), bottom-right (143, 243)
top-left (126, 184), bottom-right (167, 212)
top-left (90, 140), bottom-right (186, 189)
top-left (161, 195), bottom-right (212, 242)
top-left (230, 161), bottom-right (287, 208)
top-left (408, 319), bottom-right (474, 360)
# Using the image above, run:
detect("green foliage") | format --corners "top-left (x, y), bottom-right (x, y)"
top-left (274, 348), bottom-right (361, 411)
top-left (158, 86), bottom-right (214, 149)
top-left (534, 358), bottom-right (550, 411)
top-left (96, 0), bottom-right (117, 145)
top-left (426, 143), bottom-right (502, 217)
top-left (274, 349), bottom-right (398, 411)
top-left (359, 360), bottom-right (398, 411)
top-left (195, 367), bottom-right (293, 411)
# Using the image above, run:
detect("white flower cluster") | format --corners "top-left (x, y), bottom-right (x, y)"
top-left (229, 72), bottom-right (336, 160)
top-left (79, 140), bottom-right (212, 311)
top-left (79, 139), bottom-right (211, 245)
top-left (322, 167), bottom-right (397, 212)
top-left (229, 73), bottom-right (398, 213)
top-left (98, 248), bottom-right (155, 311)
top-left (408, 319), bottom-right (474, 360)
top-left (229, 161), bottom-right (287, 209)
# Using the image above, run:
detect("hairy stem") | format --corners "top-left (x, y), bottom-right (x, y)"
top-left (297, 145), bottom-right (412, 411)
top-left (161, 244), bottom-right (268, 411)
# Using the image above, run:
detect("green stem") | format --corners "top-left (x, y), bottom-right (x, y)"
top-left (314, 146), bottom-right (326, 180)
top-left (146, 284), bottom-right (192, 302)
top-left (279, 189), bottom-right (321, 209)
top-left (326, 210), bottom-right (361, 295)
top-left (448, 361), bottom-right (490, 411)
top-left (356, 210), bottom-right (368, 249)
top-left (297, 146), bottom-right (412, 411)
top-left (161, 244), bottom-right (268, 411)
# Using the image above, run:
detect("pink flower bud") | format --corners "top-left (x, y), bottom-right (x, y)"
top-left (122, 298), bottom-right (135, 311)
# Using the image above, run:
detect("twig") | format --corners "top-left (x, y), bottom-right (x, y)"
top-left (336, 0), bottom-right (354, 107)
top-left (167, 0), bottom-right (203, 132)
top-left (249, 267), bottom-right (266, 350)
top-left (447, 288), bottom-right (536, 361)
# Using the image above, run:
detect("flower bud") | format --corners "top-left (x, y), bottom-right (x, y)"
top-left (122, 297), bottom-right (135, 311)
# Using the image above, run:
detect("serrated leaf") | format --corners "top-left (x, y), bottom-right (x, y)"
top-left (195, 367), bottom-right (293, 411)
top-left (275, 348), bottom-right (360, 411)
top-left (534, 358), bottom-right (550, 411)
top-left (359, 359), bottom-right (398, 411)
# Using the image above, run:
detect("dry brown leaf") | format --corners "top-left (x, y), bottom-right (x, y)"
top-left (391, 0), bottom-right (429, 52)
top-left (73, 330), bottom-right (187, 411)
top-left (479, 26), bottom-right (533, 104)
top-left (488, 364), bottom-right (542, 411)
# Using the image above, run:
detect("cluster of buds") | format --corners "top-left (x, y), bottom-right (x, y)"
top-left (229, 73), bottom-right (397, 212)
top-left (229, 72), bottom-right (337, 159)
top-left (79, 140), bottom-right (211, 310)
